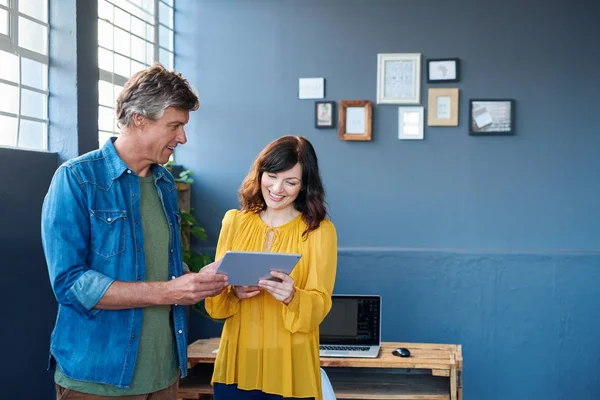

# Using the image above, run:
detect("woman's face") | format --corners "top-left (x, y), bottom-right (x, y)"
top-left (261, 162), bottom-right (303, 213)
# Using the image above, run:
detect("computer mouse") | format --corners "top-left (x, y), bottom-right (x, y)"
top-left (392, 347), bottom-right (411, 357)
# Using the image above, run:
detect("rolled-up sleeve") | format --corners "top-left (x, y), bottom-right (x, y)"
top-left (41, 166), bottom-right (115, 318)
top-left (282, 220), bottom-right (338, 333)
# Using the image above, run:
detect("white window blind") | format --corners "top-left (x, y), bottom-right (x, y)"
top-left (98, 0), bottom-right (174, 146)
top-left (0, 0), bottom-right (49, 150)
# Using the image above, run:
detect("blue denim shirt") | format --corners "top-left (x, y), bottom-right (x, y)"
top-left (41, 138), bottom-right (188, 388)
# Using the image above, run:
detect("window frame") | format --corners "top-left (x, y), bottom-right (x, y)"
top-left (97, 0), bottom-right (174, 145)
top-left (0, 0), bottom-right (50, 151)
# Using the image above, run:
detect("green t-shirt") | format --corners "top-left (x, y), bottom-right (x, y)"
top-left (55, 176), bottom-right (179, 395)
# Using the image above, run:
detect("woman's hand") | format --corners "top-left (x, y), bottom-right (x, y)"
top-left (232, 285), bottom-right (261, 299)
top-left (258, 271), bottom-right (295, 305)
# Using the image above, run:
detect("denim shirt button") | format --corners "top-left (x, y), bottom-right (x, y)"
top-left (133, 193), bottom-right (137, 197)
top-left (131, 335), bottom-right (135, 339)
top-left (137, 248), bottom-right (140, 252)
top-left (178, 330), bottom-right (183, 334)
top-left (170, 248), bottom-right (173, 253)
top-left (136, 276), bottom-right (141, 280)
top-left (171, 276), bottom-right (176, 280)
top-left (127, 170), bottom-right (132, 174)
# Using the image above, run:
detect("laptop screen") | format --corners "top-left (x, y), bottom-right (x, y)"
top-left (319, 295), bottom-right (381, 346)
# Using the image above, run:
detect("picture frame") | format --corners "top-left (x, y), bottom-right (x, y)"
top-left (338, 100), bottom-right (372, 141)
top-left (298, 77), bottom-right (325, 99)
top-left (469, 99), bottom-right (515, 135)
top-left (315, 101), bottom-right (336, 129)
top-left (398, 107), bottom-right (424, 140)
top-left (427, 58), bottom-right (460, 83)
top-left (377, 53), bottom-right (421, 104)
top-left (427, 88), bottom-right (459, 126)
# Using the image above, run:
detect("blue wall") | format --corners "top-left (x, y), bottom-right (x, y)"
top-left (175, 0), bottom-right (600, 399)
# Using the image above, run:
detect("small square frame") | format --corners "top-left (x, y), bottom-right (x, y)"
top-left (398, 107), bottom-right (424, 140)
top-left (427, 58), bottom-right (460, 83)
top-left (428, 88), bottom-right (459, 126)
top-left (338, 100), bottom-right (372, 141)
top-left (315, 101), bottom-right (336, 129)
top-left (469, 99), bottom-right (515, 135)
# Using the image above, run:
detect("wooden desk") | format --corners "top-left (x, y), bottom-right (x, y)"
top-left (179, 338), bottom-right (463, 400)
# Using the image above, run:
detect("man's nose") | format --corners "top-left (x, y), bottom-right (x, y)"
top-left (177, 129), bottom-right (187, 144)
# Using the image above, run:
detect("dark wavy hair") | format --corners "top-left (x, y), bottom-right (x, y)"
top-left (239, 136), bottom-right (327, 237)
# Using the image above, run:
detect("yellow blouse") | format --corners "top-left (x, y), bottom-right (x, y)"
top-left (205, 209), bottom-right (338, 399)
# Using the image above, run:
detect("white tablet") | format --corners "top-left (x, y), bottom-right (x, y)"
top-left (216, 251), bottom-right (302, 286)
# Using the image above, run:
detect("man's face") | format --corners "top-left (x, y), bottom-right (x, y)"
top-left (141, 107), bottom-right (190, 165)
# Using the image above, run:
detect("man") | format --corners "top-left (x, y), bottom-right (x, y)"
top-left (41, 64), bottom-right (228, 399)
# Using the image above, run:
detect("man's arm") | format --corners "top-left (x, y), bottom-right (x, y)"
top-left (96, 262), bottom-right (227, 309)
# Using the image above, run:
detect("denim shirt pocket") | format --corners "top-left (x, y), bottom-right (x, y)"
top-left (90, 209), bottom-right (127, 258)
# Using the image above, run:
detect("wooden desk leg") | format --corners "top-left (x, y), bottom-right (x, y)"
top-left (450, 355), bottom-right (457, 400)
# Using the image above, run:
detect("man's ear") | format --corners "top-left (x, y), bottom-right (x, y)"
top-left (132, 113), bottom-right (145, 129)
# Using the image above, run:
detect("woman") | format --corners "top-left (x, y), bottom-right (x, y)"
top-left (206, 136), bottom-right (337, 400)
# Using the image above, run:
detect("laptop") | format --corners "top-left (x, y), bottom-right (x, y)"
top-left (319, 294), bottom-right (381, 358)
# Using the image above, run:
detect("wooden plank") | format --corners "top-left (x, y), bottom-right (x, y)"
top-left (188, 339), bottom-right (456, 371)
top-left (432, 369), bottom-right (450, 377)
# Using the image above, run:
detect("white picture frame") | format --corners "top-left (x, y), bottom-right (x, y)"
top-left (398, 106), bottom-right (424, 140)
top-left (298, 77), bottom-right (325, 99)
top-left (377, 53), bottom-right (421, 104)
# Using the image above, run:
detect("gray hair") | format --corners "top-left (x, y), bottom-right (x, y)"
top-left (115, 63), bottom-right (199, 129)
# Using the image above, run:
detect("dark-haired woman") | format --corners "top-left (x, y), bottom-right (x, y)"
top-left (206, 136), bottom-right (337, 400)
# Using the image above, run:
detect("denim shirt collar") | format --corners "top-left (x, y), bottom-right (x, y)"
top-left (102, 138), bottom-right (170, 184)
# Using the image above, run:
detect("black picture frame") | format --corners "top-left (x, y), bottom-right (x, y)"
top-left (469, 99), bottom-right (515, 136)
top-left (426, 58), bottom-right (460, 83)
top-left (315, 101), bottom-right (336, 129)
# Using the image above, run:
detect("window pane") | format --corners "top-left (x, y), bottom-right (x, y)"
top-left (146, 42), bottom-right (154, 64)
top-left (159, 49), bottom-right (173, 70)
top-left (159, 2), bottom-right (172, 28)
top-left (114, 28), bottom-right (130, 57)
top-left (145, 23), bottom-right (154, 42)
top-left (0, 9), bottom-right (8, 36)
top-left (99, 80), bottom-right (114, 106)
top-left (98, 19), bottom-right (114, 50)
top-left (98, 47), bottom-right (114, 72)
top-left (114, 7), bottom-right (130, 31)
top-left (0, 83), bottom-right (18, 114)
top-left (162, 0), bottom-right (173, 7)
top-left (114, 84), bottom-right (123, 103)
top-left (131, 60), bottom-right (145, 75)
top-left (98, 0), bottom-right (113, 23)
top-left (131, 35), bottom-right (145, 62)
top-left (21, 58), bottom-right (48, 90)
top-left (99, 131), bottom-right (115, 147)
top-left (99, 106), bottom-right (115, 132)
top-left (114, 53), bottom-right (130, 77)
top-left (21, 89), bottom-right (47, 119)
top-left (0, 115), bottom-right (17, 147)
top-left (0, 0), bottom-right (8, 6)
top-left (0, 50), bottom-right (18, 82)
top-left (159, 26), bottom-right (173, 51)
top-left (18, 18), bottom-right (48, 55)
top-left (19, 0), bottom-right (48, 23)
top-left (131, 15), bottom-right (145, 39)
top-left (18, 119), bottom-right (46, 150)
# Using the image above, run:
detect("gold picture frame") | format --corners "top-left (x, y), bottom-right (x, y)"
top-left (338, 100), bottom-right (373, 141)
top-left (427, 88), bottom-right (459, 126)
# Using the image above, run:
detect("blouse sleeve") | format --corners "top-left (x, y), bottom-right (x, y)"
top-left (281, 219), bottom-right (338, 333)
top-left (205, 209), bottom-right (241, 319)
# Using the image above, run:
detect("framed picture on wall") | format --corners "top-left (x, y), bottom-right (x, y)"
top-left (315, 101), bottom-right (336, 129)
top-left (338, 100), bottom-right (372, 141)
top-left (427, 58), bottom-right (460, 83)
top-left (427, 88), bottom-right (459, 126)
top-left (376, 53), bottom-right (421, 104)
top-left (469, 99), bottom-right (515, 135)
top-left (398, 107), bottom-right (424, 140)
top-left (298, 77), bottom-right (325, 99)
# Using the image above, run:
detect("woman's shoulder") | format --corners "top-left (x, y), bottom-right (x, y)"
top-left (307, 217), bottom-right (337, 237)
top-left (222, 209), bottom-right (259, 225)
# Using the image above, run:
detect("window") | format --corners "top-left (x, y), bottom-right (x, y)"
top-left (0, 0), bottom-right (49, 150)
top-left (98, 0), bottom-right (174, 147)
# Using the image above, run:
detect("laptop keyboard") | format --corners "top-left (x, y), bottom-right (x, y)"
top-left (320, 345), bottom-right (370, 351)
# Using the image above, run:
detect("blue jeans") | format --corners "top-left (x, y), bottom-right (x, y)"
top-left (213, 384), bottom-right (315, 400)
